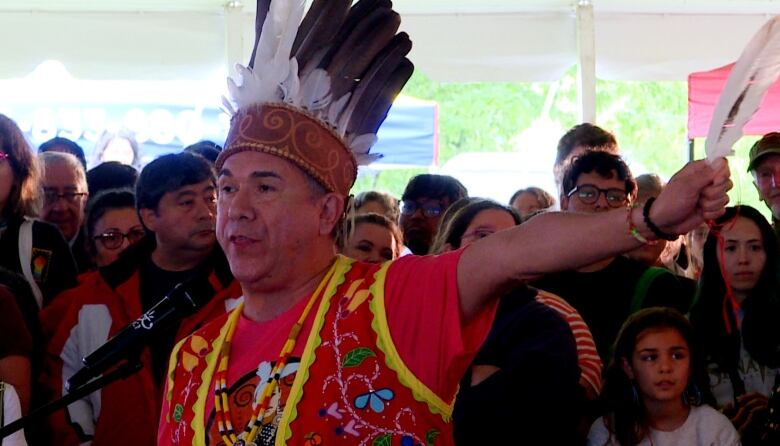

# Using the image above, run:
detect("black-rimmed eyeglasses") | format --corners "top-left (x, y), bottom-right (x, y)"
top-left (401, 200), bottom-right (444, 218)
top-left (567, 184), bottom-right (628, 207)
top-left (93, 227), bottom-right (146, 250)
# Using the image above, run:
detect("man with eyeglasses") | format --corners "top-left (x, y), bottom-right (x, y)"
top-left (399, 174), bottom-right (468, 255)
top-left (532, 151), bottom-right (694, 363)
top-left (748, 132), bottom-right (780, 237)
top-left (39, 151), bottom-right (92, 271)
top-left (43, 153), bottom-right (241, 446)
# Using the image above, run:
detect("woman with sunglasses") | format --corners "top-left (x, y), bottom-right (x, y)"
top-left (0, 114), bottom-right (78, 308)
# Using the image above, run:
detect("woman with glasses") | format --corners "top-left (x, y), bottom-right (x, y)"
top-left (85, 189), bottom-right (144, 268)
top-left (0, 114), bottom-right (78, 308)
top-left (40, 189), bottom-right (143, 349)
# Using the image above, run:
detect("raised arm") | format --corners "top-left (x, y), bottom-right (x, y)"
top-left (457, 158), bottom-right (732, 321)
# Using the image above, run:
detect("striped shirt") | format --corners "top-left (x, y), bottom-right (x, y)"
top-left (536, 288), bottom-right (603, 394)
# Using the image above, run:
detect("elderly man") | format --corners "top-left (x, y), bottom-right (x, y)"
top-left (157, 1), bottom-right (731, 444)
top-left (748, 132), bottom-right (780, 235)
top-left (39, 152), bottom-right (88, 243)
top-left (39, 151), bottom-right (91, 270)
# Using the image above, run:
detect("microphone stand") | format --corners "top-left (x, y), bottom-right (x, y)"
top-left (0, 359), bottom-right (143, 440)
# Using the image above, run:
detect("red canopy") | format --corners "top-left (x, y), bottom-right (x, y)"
top-left (688, 63), bottom-right (780, 139)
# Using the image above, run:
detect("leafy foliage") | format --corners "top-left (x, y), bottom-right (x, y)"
top-left (353, 66), bottom-right (768, 219)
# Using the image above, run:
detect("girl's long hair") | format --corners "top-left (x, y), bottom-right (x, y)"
top-left (689, 205), bottom-right (780, 374)
top-left (430, 198), bottom-right (521, 254)
top-left (600, 307), bottom-right (713, 446)
top-left (0, 114), bottom-right (42, 219)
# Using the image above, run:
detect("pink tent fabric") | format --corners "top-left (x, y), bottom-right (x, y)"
top-left (688, 62), bottom-right (780, 138)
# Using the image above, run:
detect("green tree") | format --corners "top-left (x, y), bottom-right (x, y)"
top-left (354, 67), bottom-right (769, 219)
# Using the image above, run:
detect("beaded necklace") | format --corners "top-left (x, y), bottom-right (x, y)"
top-left (213, 265), bottom-right (336, 446)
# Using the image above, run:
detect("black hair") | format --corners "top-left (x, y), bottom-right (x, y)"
top-left (689, 206), bottom-right (780, 373)
top-left (431, 198), bottom-right (521, 253)
top-left (85, 188), bottom-right (137, 240)
top-left (38, 137), bottom-right (87, 170)
top-left (183, 140), bottom-right (222, 164)
top-left (555, 123), bottom-right (618, 168)
top-left (401, 174), bottom-right (468, 204)
top-left (86, 161), bottom-right (139, 198)
top-left (136, 152), bottom-right (215, 212)
top-left (600, 307), bottom-right (713, 446)
top-left (561, 151), bottom-right (636, 198)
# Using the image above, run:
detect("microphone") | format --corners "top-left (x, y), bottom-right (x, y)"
top-left (66, 279), bottom-right (214, 391)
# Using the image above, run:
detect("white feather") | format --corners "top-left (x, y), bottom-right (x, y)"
top-left (299, 69), bottom-right (332, 110)
top-left (231, 0), bottom-right (305, 108)
top-left (221, 95), bottom-right (237, 116)
top-left (348, 133), bottom-right (378, 155)
top-left (354, 153), bottom-right (383, 165)
top-left (706, 16), bottom-right (780, 160)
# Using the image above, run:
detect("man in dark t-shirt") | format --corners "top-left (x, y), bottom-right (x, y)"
top-left (532, 152), bottom-right (694, 362)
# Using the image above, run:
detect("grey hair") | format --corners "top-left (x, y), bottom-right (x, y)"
top-left (39, 151), bottom-right (88, 193)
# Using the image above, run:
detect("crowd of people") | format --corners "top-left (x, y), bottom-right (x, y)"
top-left (0, 103), bottom-right (775, 445)
top-left (8, 0), bottom-right (780, 441)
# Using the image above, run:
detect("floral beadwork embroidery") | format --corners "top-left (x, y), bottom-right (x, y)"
top-left (317, 292), bottom-right (427, 445)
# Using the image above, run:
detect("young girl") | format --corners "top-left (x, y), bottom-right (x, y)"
top-left (589, 307), bottom-right (739, 446)
top-left (689, 205), bottom-right (780, 444)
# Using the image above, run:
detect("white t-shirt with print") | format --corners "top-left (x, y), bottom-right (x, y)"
top-left (2, 383), bottom-right (27, 446)
top-left (709, 339), bottom-right (780, 408)
top-left (587, 405), bottom-right (740, 446)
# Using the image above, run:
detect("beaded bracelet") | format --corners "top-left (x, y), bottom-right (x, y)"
top-left (642, 197), bottom-right (678, 241)
top-left (626, 206), bottom-right (656, 245)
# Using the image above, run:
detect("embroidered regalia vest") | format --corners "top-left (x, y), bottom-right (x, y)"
top-left (162, 256), bottom-right (453, 446)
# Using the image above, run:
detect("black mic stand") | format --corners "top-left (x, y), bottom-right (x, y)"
top-left (0, 359), bottom-right (143, 440)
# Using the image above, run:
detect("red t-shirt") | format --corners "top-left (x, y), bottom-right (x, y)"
top-left (163, 251), bottom-right (497, 444)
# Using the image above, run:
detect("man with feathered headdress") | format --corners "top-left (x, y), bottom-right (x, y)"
top-left (158, 1), bottom-right (732, 445)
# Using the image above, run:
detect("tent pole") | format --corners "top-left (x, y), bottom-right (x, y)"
top-left (576, 1), bottom-right (596, 124)
top-left (688, 138), bottom-right (695, 162)
top-left (224, 2), bottom-right (245, 75)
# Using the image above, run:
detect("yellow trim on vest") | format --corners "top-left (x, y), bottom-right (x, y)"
top-left (369, 260), bottom-right (455, 421)
top-left (193, 307), bottom-right (241, 446)
top-left (278, 256), bottom-right (352, 445)
top-left (164, 336), bottom-right (187, 422)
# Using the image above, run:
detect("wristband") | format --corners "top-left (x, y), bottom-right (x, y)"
top-left (642, 197), bottom-right (678, 241)
top-left (627, 207), bottom-right (656, 245)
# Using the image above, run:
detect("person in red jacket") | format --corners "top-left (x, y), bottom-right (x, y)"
top-left (42, 152), bottom-right (241, 446)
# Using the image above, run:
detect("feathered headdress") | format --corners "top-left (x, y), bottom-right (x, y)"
top-left (216, 0), bottom-right (413, 196)
top-left (706, 16), bottom-right (780, 160)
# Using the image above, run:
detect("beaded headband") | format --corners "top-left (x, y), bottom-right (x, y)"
top-left (217, 0), bottom-right (414, 196)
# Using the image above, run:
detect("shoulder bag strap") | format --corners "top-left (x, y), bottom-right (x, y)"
top-left (18, 218), bottom-right (44, 309)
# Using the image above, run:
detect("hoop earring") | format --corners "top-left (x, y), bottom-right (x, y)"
top-left (682, 383), bottom-right (702, 406)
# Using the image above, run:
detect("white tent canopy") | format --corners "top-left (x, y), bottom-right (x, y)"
top-left (1, 0), bottom-right (779, 83)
